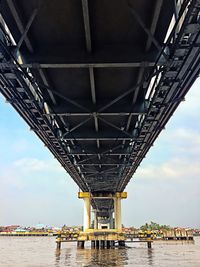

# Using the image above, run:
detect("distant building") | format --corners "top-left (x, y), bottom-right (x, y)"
top-left (15, 228), bottom-right (27, 232)
top-left (0, 225), bottom-right (20, 232)
top-left (193, 229), bottom-right (200, 236)
top-left (35, 223), bottom-right (46, 230)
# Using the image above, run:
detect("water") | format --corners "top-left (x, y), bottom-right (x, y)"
top-left (0, 236), bottom-right (200, 266)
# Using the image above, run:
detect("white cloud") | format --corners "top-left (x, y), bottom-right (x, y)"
top-left (0, 157), bottom-right (68, 192)
top-left (136, 157), bottom-right (200, 183)
top-left (13, 157), bottom-right (63, 172)
top-left (168, 128), bottom-right (200, 145)
top-left (0, 169), bottom-right (27, 190)
top-left (0, 157), bottom-right (81, 226)
top-left (11, 139), bottom-right (29, 153)
top-left (172, 77), bottom-right (200, 118)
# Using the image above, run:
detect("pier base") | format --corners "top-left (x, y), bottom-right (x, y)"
top-left (56, 241), bottom-right (61, 250)
top-left (147, 241), bottom-right (152, 249)
top-left (106, 240), bottom-right (111, 248)
top-left (118, 241), bottom-right (125, 247)
top-left (77, 229), bottom-right (125, 249)
top-left (110, 241), bottom-right (115, 247)
top-left (96, 240), bottom-right (100, 249)
top-left (100, 240), bottom-right (105, 248)
top-left (91, 240), bottom-right (95, 248)
top-left (77, 241), bottom-right (85, 248)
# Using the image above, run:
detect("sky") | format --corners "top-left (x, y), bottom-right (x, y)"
top-left (0, 79), bottom-right (200, 228)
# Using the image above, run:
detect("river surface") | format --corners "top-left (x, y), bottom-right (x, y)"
top-left (0, 236), bottom-right (200, 266)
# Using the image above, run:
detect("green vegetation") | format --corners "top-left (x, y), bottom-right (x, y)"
top-left (140, 221), bottom-right (171, 231)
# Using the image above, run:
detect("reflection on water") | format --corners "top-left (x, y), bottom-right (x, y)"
top-left (55, 246), bottom-right (129, 267)
top-left (147, 248), bottom-right (153, 266)
top-left (55, 248), bottom-right (61, 266)
top-left (0, 237), bottom-right (200, 266)
top-left (76, 247), bottom-right (129, 267)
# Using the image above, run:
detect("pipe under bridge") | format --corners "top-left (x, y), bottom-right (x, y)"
top-left (0, 0), bottom-right (200, 232)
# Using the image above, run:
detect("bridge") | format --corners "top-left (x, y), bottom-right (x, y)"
top-left (0, 0), bottom-right (200, 240)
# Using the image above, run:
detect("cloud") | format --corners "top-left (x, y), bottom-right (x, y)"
top-left (0, 157), bottom-right (68, 193)
top-left (135, 125), bottom-right (200, 184)
top-left (11, 139), bottom-right (29, 153)
top-left (13, 157), bottom-right (63, 172)
top-left (0, 157), bottom-right (81, 226)
top-left (167, 128), bottom-right (200, 146)
top-left (179, 79), bottom-right (200, 114)
top-left (1, 169), bottom-right (27, 190)
top-left (136, 157), bottom-right (200, 184)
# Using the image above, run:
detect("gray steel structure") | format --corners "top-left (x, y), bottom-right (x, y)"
top-left (0, 0), bottom-right (200, 216)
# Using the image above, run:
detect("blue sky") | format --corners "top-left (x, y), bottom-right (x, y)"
top-left (0, 79), bottom-right (200, 228)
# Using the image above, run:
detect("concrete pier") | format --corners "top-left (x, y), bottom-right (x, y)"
top-left (110, 241), bottom-right (115, 247)
top-left (96, 240), bottom-right (100, 249)
top-left (118, 241), bottom-right (125, 247)
top-left (78, 192), bottom-right (127, 233)
top-left (106, 240), bottom-right (111, 248)
top-left (114, 194), bottom-right (122, 231)
top-left (91, 240), bottom-right (95, 248)
top-left (147, 241), bottom-right (152, 249)
top-left (56, 241), bottom-right (61, 250)
top-left (83, 195), bottom-right (91, 231)
top-left (77, 241), bottom-right (85, 248)
top-left (100, 240), bottom-right (105, 249)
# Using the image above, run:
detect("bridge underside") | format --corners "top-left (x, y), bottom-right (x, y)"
top-left (0, 0), bottom-right (200, 218)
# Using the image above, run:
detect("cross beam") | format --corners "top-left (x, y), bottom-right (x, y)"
top-left (50, 101), bottom-right (148, 115)
top-left (63, 131), bottom-right (137, 141)
top-left (20, 46), bottom-right (161, 68)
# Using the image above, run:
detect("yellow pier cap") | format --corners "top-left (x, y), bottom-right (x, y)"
top-left (115, 192), bottom-right (127, 199)
top-left (78, 192), bottom-right (127, 199)
top-left (78, 192), bottom-right (91, 198)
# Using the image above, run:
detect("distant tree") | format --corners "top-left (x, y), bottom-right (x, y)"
top-left (140, 223), bottom-right (149, 231)
top-left (160, 224), bottom-right (171, 230)
top-left (140, 222), bottom-right (171, 231)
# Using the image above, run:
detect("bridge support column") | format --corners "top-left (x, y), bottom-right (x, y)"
top-left (96, 240), bottom-right (100, 248)
top-left (114, 192), bottom-right (127, 231)
top-left (77, 241), bottom-right (85, 248)
top-left (78, 192), bottom-right (127, 232)
top-left (110, 241), bottom-right (115, 247)
top-left (94, 210), bottom-right (98, 229)
top-left (114, 197), bottom-right (121, 231)
top-left (78, 192), bottom-right (91, 231)
top-left (106, 240), bottom-right (111, 248)
top-left (83, 196), bottom-right (91, 231)
top-left (118, 241), bottom-right (125, 247)
top-left (109, 211), bottom-right (114, 229)
top-left (56, 241), bottom-right (61, 250)
top-left (91, 240), bottom-right (95, 248)
top-left (100, 240), bottom-right (105, 248)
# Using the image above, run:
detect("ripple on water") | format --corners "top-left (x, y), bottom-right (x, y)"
top-left (0, 236), bottom-right (200, 266)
